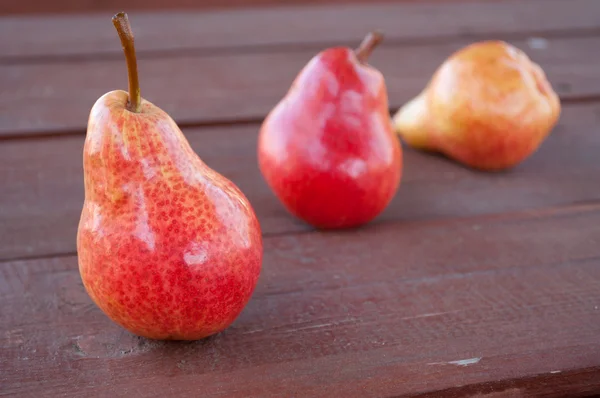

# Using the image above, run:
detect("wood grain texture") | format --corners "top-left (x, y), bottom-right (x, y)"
top-left (2, 103), bottom-right (600, 261)
top-left (2, 35), bottom-right (600, 137)
top-left (412, 367), bottom-right (600, 397)
top-left (2, 204), bottom-right (600, 397)
top-left (2, 0), bottom-right (466, 16)
top-left (2, 0), bottom-right (599, 59)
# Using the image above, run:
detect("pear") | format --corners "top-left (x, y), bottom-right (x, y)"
top-left (258, 32), bottom-right (402, 229)
top-left (392, 40), bottom-right (561, 171)
top-left (77, 12), bottom-right (263, 340)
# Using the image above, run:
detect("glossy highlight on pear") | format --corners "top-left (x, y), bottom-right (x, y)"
top-left (258, 31), bottom-right (402, 229)
top-left (76, 12), bottom-right (263, 341)
top-left (392, 40), bottom-right (561, 171)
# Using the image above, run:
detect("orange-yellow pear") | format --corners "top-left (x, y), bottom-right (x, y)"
top-left (392, 40), bottom-right (561, 171)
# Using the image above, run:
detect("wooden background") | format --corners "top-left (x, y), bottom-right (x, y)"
top-left (3, 0), bottom-right (465, 15)
top-left (2, 0), bottom-right (600, 396)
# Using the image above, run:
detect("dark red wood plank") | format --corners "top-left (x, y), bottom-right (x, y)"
top-left (1, 103), bottom-right (599, 261)
top-left (1, 0), bottom-right (598, 59)
top-left (2, 204), bottom-right (600, 396)
top-left (414, 368), bottom-right (600, 398)
top-left (1, 0), bottom-right (471, 16)
top-left (2, 35), bottom-right (599, 137)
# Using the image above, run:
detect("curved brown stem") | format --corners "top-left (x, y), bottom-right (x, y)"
top-left (112, 12), bottom-right (141, 113)
top-left (355, 31), bottom-right (384, 64)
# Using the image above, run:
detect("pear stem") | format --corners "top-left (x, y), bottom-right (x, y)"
top-left (355, 31), bottom-right (384, 64)
top-left (112, 12), bottom-right (141, 113)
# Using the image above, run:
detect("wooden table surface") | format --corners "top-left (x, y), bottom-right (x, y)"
top-left (2, 0), bottom-right (600, 396)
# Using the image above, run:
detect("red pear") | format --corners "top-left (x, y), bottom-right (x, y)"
top-left (258, 32), bottom-right (402, 229)
top-left (77, 13), bottom-right (263, 340)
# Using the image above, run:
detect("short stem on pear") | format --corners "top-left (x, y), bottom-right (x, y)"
top-left (355, 31), bottom-right (384, 64)
top-left (112, 12), bottom-right (142, 113)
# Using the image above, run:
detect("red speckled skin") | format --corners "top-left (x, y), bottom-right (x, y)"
top-left (258, 47), bottom-right (402, 229)
top-left (77, 90), bottom-right (263, 340)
